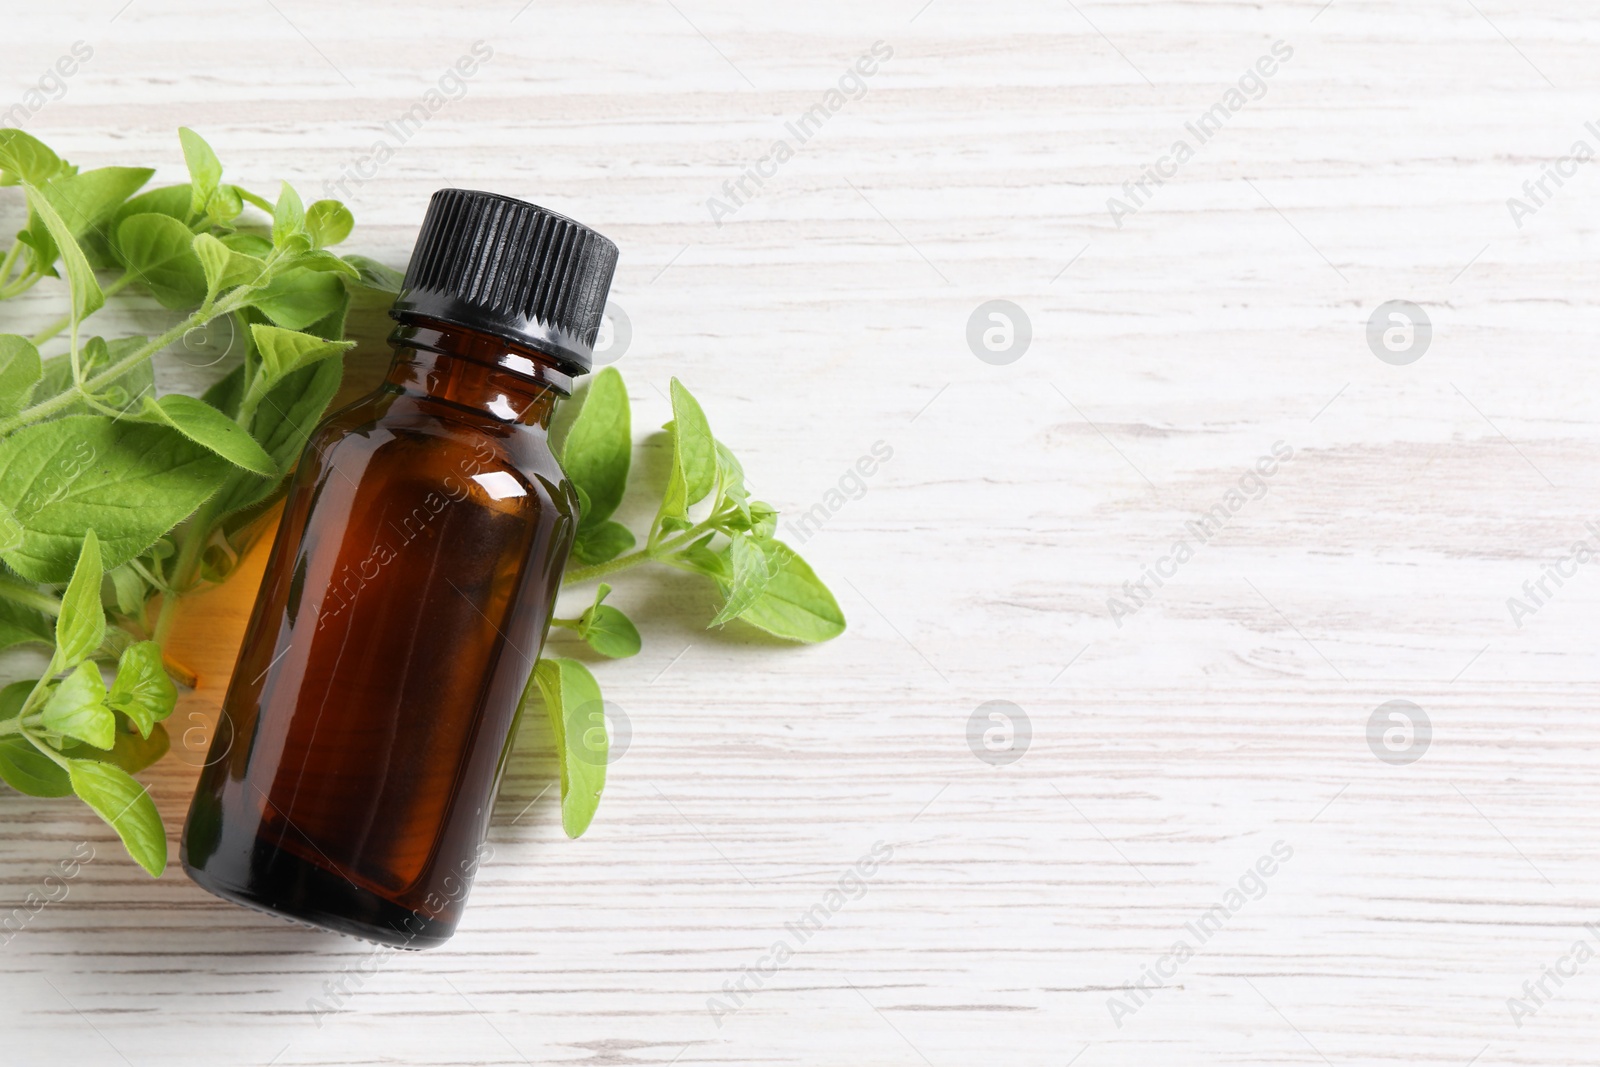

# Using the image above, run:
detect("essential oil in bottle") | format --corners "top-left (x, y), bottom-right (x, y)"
top-left (182, 190), bottom-right (619, 948)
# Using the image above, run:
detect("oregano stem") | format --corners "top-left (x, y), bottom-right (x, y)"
top-left (0, 285), bottom-right (256, 436)
top-left (561, 513), bottom-right (732, 586)
top-left (19, 724), bottom-right (71, 769)
top-left (0, 572), bottom-right (62, 616)
top-left (0, 240), bottom-right (24, 289)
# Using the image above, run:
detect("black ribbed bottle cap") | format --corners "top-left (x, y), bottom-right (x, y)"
top-left (390, 189), bottom-right (620, 377)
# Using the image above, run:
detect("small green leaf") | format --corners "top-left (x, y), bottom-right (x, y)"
top-left (571, 520), bottom-right (635, 565)
top-left (42, 661), bottom-right (114, 749)
top-left (220, 231), bottom-right (273, 257)
top-left (272, 181), bottom-right (305, 245)
top-left (748, 501), bottom-right (777, 539)
top-left (658, 379), bottom-right (717, 523)
top-left (192, 232), bottom-right (264, 303)
top-left (67, 758), bottom-right (166, 876)
top-left (715, 440), bottom-right (751, 520)
top-left (0, 129), bottom-right (64, 185)
top-left (530, 657), bottom-right (607, 838)
top-left (52, 529), bottom-right (104, 671)
top-left (562, 367), bottom-right (631, 527)
top-left (578, 603), bottom-right (641, 659)
top-left (342, 254), bottom-right (405, 293)
top-left (0, 334), bottom-right (43, 416)
top-left (177, 128), bottom-right (223, 217)
top-left (710, 534), bottom-right (780, 627)
top-left (24, 184), bottom-right (104, 322)
top-left (294, 249), bottom-right (361, 277)
top-left (248, 323), bottom-right (353, 383)
top-left (675, 532), bottom-right (729, 581)
top-left (731, 541), bottom-right (846, 643)
top-left (204, 183), bottom-right (243, 225)
top-left (250, 267), bottom-right (345, 330)
top-left (137, 394), bottom-right (276, 476)
top-left (304, 200), bottom-right (354, 248)
top-left (670, 380), bottom-right (717, 506)
top-left (106, 641), bottom-right (176, 738)
top-left (116, 213), bottom-right (207, 309)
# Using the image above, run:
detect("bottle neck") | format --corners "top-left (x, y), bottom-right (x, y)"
top-left (385, 318), bottom-right (574, 428)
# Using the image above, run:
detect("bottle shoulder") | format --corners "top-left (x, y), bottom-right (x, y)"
top-left (309, 390), bottom-right (572, 509)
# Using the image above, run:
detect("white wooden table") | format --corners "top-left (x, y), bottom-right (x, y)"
top-left (4, 1), bottom-right (1600, 1063)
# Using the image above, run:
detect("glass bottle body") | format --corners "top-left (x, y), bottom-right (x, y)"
top-left (182, 322), bottom-right (577, 948)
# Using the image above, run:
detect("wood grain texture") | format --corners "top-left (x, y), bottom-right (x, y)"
top-left (3, 0), bottom-right (1600, 1063)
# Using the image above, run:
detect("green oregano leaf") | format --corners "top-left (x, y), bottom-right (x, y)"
top-left (248, 323), bottom-right (353, 384)
top-left (575, 584), bottom-right (641, 659)
top-left (661, 378), bottom-right (717, 519)
top-left (0, 417), bottom-right (231, 583)
top-left (710, 534), bottom-right (780, 627)
top-left (68, 758), bottom-right (166, 876)
top-left (136, 394), bottom-right (276, 476)
top-left (571, 520), bottom-right (635, 565)
top-left (250, 267), bottom-right (345, 331)
top-left (192, 232), bottom-right (265, 304)
top-left (562, 367), bottom-right (631, 526)
top-left (529, 657), bottom-right (607, 838)
top-left (715, 440), bottom-right (751, 521)
top-left (0, 129), bottom-right (65, 186)
top-left (106, 640), bottom-right (177, 738)
top-left (177, 127), bottom-right (223, 217)
top-left (304, 200), bottom-right (354, 248)
top-left (272, 181), bottom-right (305, 245)
top-left (24, 184), bottom-right (104, 322)
top-left (51, 529), bottom-right (104, 671)
top-left (41, 661), bottom-right (114, 749)
top-left (729, 541), bottom-right (846, 643)
top-left (116, 213), bottom-right (208, 309)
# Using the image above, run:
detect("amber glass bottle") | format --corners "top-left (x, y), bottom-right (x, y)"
top-left (182, 191), bottom-right (618, 948)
